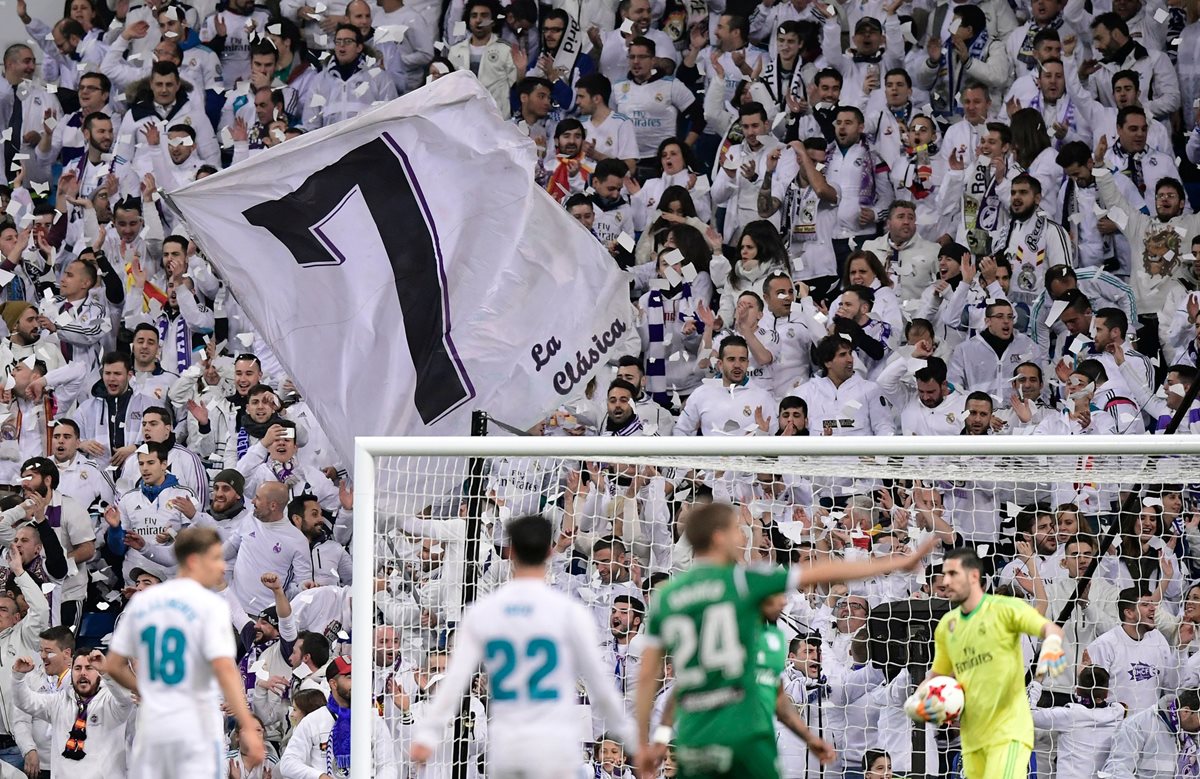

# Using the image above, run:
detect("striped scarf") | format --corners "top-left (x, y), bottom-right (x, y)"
top-left (644, 284), bottom-right (694, 405)
top-left (63, 695), bottom-right (91, 760)
top-left (939, 29), bottom-right (991, 116)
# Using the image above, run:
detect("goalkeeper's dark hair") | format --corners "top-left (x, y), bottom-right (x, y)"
top-left (943, 547), bottom-right (984, 577)
top-left (508, 514), bottom-right (554, 566)
top-left (684, 503), bottom-right (736, 553)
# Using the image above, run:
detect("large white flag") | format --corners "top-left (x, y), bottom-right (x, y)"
top-left (165, 72), bottom-right (635, 463)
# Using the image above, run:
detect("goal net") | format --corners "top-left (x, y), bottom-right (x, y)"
top-left (348, 436), bottom-right (1200, 779)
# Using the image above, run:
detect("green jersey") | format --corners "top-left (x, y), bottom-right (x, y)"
top-left (645, 562), bottom-right (798, 746)
top-left (755, 624), bottom-right (788, 717)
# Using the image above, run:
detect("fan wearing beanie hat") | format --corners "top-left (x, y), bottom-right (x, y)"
top-left (188, 468), bottom-right (252, 538)
top-left (1, 301), bottom-right (65, 373)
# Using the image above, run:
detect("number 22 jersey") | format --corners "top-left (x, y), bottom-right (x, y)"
top-left (412, 578), bottom-right (633, 756)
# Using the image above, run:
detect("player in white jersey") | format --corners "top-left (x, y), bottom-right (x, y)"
top-left (107, 526), bottom-right (265, 779)
top-left (410, 514), bottom-right (634, 778)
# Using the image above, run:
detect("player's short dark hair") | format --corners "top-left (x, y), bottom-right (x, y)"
top-left (738, 101), bottom-right (768, 124)
top-left (39, 625), bottom-right (75, 651)
top-left (296, 631), bottom-right (331, 668)
top-left (814, 67), bottom-right (842, 87)
top-left (943, 547), bottom-right (984, 576)
top-left (82, 110), bottom-right (111, 134)
top-left (508, 514), bottom-right (553, 566)
top-left (1060, 288), bottom-right (1091, 316)
top-left (174, 526), bottom-right (222, 566)
top-left (554, 118), bottom-right (584, 139)
top-left (684, 503), bottom-right (736, 553)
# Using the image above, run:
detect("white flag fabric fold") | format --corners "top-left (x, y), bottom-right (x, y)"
top-left (165, 72), bottom-right (635, 463)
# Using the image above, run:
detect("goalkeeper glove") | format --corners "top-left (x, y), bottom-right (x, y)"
top-left (904, 682), bottom-right (947, 725)
top-left (1036, 634), bottom-right (1067, 679)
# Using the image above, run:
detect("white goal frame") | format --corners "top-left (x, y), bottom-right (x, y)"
top-left (349, 434), bottom-right (1200, 777)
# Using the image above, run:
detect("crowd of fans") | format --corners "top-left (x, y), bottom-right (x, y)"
top-left (3, 0), bottom-right (1200, 776)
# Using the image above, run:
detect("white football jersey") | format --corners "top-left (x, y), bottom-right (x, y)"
top-left (110, 577), bottom-right (235, 744)
top-left (413, 578), bottom-right (633, 767)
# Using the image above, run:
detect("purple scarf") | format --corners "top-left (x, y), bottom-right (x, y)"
top-left (326, 697), bottom-right (352, 770)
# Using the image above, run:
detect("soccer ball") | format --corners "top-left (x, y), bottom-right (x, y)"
top-left (904, 676), bottom-right (965, 725)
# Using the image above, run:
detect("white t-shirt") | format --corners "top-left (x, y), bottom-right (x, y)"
top-left (1086, 625), bottom-right (1176, 714)
top-left (611, 76), bottom-right (697, 159)
top-left (110, 577), bottom-right (235, 744)
top-left (582, 112), bottom-right (640, 164)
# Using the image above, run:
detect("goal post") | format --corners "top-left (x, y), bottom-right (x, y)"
top-left (350, 435), bottom-right (1200, 779)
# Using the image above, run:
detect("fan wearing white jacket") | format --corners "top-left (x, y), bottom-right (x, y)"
top-left (301, 25), bottom-right (399, 129)
top-left (11, 650), bottom-right (135, 779)
top-left (280, 657), bottom-right (398, 779)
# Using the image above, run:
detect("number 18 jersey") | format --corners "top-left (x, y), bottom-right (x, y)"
top-left (110, 577), bottom-right (236, 745)
top-left (644, 563), bottom-right (799, 746)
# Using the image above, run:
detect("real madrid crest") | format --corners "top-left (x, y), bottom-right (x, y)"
top-left (743, 405), bottom-right (751, 416)
top-left (655, 92), bottom-right (665, 102)
top-left (946, 412), bottom-right (956, 424)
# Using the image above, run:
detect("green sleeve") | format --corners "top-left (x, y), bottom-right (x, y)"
top-left (1004, 596), bottom-right (1050, 638)
top-left (931, 617), bottom-right (954, 677)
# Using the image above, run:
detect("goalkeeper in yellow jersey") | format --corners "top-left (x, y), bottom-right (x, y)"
top-left (911, 548), bottom-right (1068, 779)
